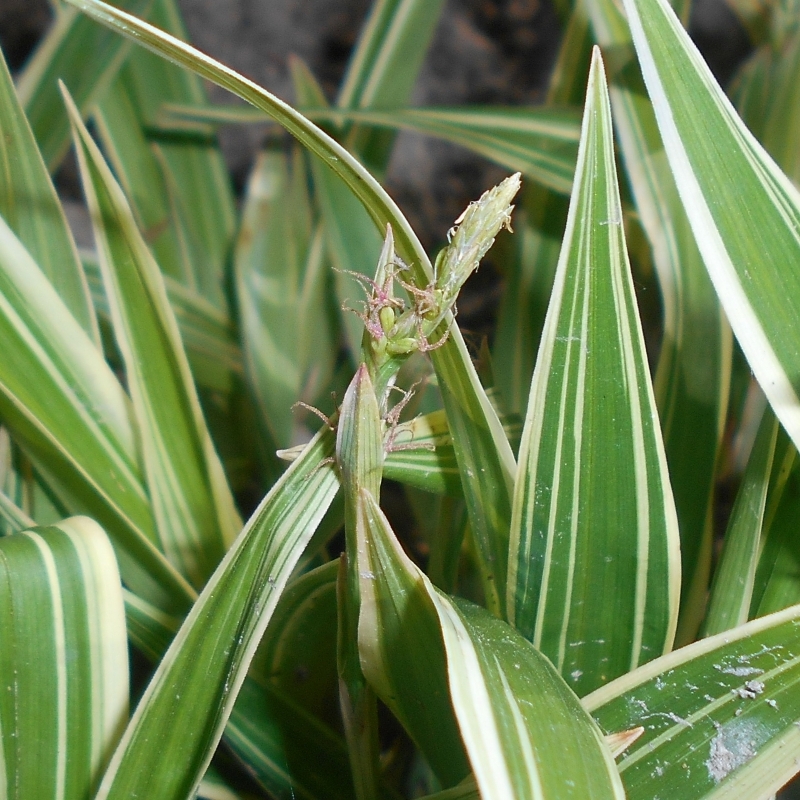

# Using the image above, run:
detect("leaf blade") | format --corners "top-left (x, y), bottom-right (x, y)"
top-left (0, 517), bottom-right (129, 799)
top-left (508, 48), bottom-right (680, 694)
top-left (66, 87), bottom-right (241, 586)
top-left (621, 0), bottom-right (800, 454)
top-left (585, 604), bottom-right (800, 798)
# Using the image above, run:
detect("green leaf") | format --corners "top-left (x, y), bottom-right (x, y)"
top-left (733, 34), bottom-right (800, 185)
top-left (428, 177), bottom-right (522, 616)
top-left (702, 408), bottom-right (778, 636)
top-left (493, 4), bottom-right (592, 416)
top-left (0, 517), bottom-right (128, 799)
top-left (748, 426), bottom-right (800, 619)
top-left (94, 426), bottom-right (338, 799)
top-left (493, 194), bottom-right (568, 416)
top-left (235, 148), bottom-right (335, 449)
top-left (223, 676), bottom-right (358, 800)
top-left (585, 604), bottom-right (800, 798)
top-left (621, 0), bottom-right (800, 456)
top-left (122, 571), bottom-right (360, 800)
top-left (587, 0), bottom-right (732, 642)
top-left (16, 0), bottom-right (153, 170)
top-left (93, 0), bottom-right (236, 309)
top-left (0, 214), bottom-right (192, 611)
top-left (0, 47), bottom-right (98, 344)
top-left (357, 488), bottom-right (624, 798)
top-left (250, 561), bottom-right (339, 729)
top-left (66, 87), bottom-right (241, 587)
top-left (335, 0), bottom-right (447, 172)
top-left (65, 0), bottom-right (429, 274)
top-left (159, 103), bottom-right (581, 195)
top-left (0, 488), bottom-right (34, 535)
top-left (288, 56), bottom-right (385, 361)
top-left (355, 485), bottom-right (482, 788)
top-left (508, 48), bottom-right (680, 695)
top-left (383, 409), bottom-right (462, 496)
top-left (322, 107), bottom-right (580, 195)
top-left (82, 250), bottom-right (243, 396)
top-left (335, 364), bottom-right (384, 800)
top-left (291, 62), bottom-right (520, 623)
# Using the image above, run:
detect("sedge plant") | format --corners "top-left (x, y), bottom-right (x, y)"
top-left (2, 0), bottom-right (800, 798)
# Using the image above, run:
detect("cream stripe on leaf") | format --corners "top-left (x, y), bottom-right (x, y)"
top-left (65, 86), bottom-right (242, 588)
top-left (93, 426), bottom-right (339, 800)
top-left (0, 47), bottom-right (98, 344)
top-left (507, 48), bottom-right (680, 697)
top-left (621, 0), bottom-right (800, 455)
top-left (0, 213), bottom-right (192, 610)
top-left (156, 102), bottom-right (580, 197)
top-left (0, 517), bottom-right (128, 800)
top-left (357, 489), bottom-right (624, 800)
top-left (584, 603), bottom-right (800, 798)
top-left (587, 0), bottom-right (732, 643)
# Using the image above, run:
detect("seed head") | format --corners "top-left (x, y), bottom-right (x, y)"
top-left (434, 172), bottom-right (521, 309)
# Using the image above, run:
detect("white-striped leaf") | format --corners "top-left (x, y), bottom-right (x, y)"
top-left (353, 407), bottom-right (470, 788)
top-left (16, 0), bottom-right (153, 170)
top-left (313, 106), bottom-right (579, 194)
top-left (157, 102), bottom-right (580, 196)
top-left (124, 557), bottom-right (360, 800)
top-left (0, 47), bottom-right (98, 344)
top-left (94, 427), bottom-right (338, 800)
top-left (585, 604), bottom-right (800, 798)
top-left (0, 214), bottom-right (191, 611)
top-left (587, 0), bottom-right (732, 642)
top-left (702, 408), bottom-right (778, 636)
top-left (68, 0), bottom-right (517, 629)
top-left (621, 0), bottom-right (800, 457)
top-left (0, 517), bottom-right (128, 799)
top-left (336, 365), bottom-right (385, 800)
top-left (493, 5), bottom-right (592, 416)
top-left (235, 148), bottom-right (336, 450)
top-left (357, 488), bottom-right (624, 799)
top-left (507, 48), bottom-right (680, 695)
top-left (749, 426), bottom-right (800, 619)
top-left (334, 0), bottom-right (447, 171)
top-left (66, 88), bottom-right (241, 587)
top-left (82, 251), bottom-right (243, 396)
top-left (93, 0), bottom-right (237, 311)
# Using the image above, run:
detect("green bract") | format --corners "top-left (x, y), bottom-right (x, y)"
top-left (1, 0), bottom-right (800, 796)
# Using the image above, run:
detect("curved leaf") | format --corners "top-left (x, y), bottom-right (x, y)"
top-left (16, 0), bottom-right (153, 170)
top-left (66, 88), bottom-right (241, 586)
top-left (621, 0), bottom-right (800, 455)
top-left (94, 427), bottom-right (339, 800)
top-left (0, 517), bottom-right (128, 799)
top-left (0, 215), bottom-right (191, 610)
top-left (67, 2), bottom-right (518, 620)
top-left (0, 47), bottom-right (98, 343)
top-left (335, 0), bottom-right (447, 171)
top-left (357, 488), bottom-right (624, 799)
top-left (159, 102), bottom-right (580, 195)
top-left (586, 604), bottom-right (800, 798)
